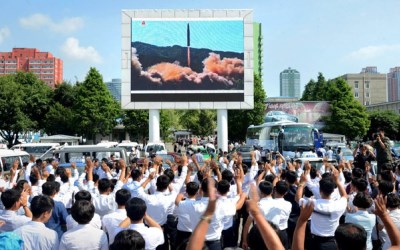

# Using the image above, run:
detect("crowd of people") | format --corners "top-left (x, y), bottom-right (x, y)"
top-left (0, 129), bottom-right (400, 250)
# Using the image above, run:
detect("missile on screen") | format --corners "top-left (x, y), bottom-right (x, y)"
top-left (187, 23), bottom-right (191, 68)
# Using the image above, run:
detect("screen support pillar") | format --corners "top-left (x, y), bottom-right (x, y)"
top-left (149, 109), bottom-right (160, 142)
top-left (217, 109), bottom-right (228, 152)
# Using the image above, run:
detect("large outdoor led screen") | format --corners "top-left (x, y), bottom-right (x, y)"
top-left (121, 10), bottom-right (254, 110)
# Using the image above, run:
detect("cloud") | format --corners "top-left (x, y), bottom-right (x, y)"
top-left (61, 37), bottom-right (103, 64)
top-left (0, 27), bottom-right (10, 44)
top-left (19, 13), bottom-right (84, 34)
top-left (347, 44), bottom-right (400, 60)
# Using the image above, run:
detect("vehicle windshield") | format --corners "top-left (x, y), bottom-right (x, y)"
top-left (20, 146), bottom-right (52, 154)
top-left (282, 125), bottom-right (314, 151)
top-left (147, 145), bottom-right (165, 152)
top-left (119, 146), bottom-right (134, 152)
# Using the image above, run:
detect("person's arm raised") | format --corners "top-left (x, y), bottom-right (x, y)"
top-left (375, 195), bottom-right (400, 248)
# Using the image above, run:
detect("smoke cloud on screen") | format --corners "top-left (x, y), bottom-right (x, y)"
top-left (131, 48), bottom-right (244, 89)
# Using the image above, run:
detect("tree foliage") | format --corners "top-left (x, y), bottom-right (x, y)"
top-left (0, 72), bottom-right (52, 146)
top-left (301, 73), bottom-right (369, 140)
top-left (73, 68), bottom-right (121, 141)
top-left (180, 110), bottom-right (216, 137)
top-left (228, 74), bottom-right (266, 142)
top-left (367, 111), bottom-right (400, 140)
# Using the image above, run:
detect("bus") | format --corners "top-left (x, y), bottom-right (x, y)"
top-left (246, 121), bottom-right (321, 158)
top-left (11, 143), bottom-right (60, 160)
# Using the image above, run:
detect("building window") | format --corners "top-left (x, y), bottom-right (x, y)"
top-left (354, 82), bottom-right (359, 89)
top-left (366, 101), bottom-right (370, 106)
top-left (365, 81), bottom-right (370, 89)
top-left (366, 92), bottom-right (370, 97)
top-left (354, 92), bottom-right (359, 98)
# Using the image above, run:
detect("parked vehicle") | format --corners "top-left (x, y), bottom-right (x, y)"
top-left (144, 143), bottom-right (167, 157)
top-left (0, 150), bottom-right (29, 177)
top-left (11, 143), bottom-right (60, 160)
top-left (264, 111), bottom-right (298, 123)
top-left (55, 145), bottom-right (128, 173)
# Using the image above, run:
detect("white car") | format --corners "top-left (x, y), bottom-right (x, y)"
top-left (144, 142), bottom-right (167, 157)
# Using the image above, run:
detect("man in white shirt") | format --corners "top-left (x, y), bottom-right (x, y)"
top-left (65, 191), bottom-right (101, 231)
top-left (59, 200), bottom-right (108, 250)
top-left (92, 160), bottom-right (126, 218)
top-left (136, 174), bottom-right (177, 249)
top-left (195, 149), bottom-right (204, 163)
top-left (273, 180), bottom-right (292, 249)
top-left (112, 197), bottom-right (164, 249)
top-left (0, 189), bottom-right (32, 232)
top-left (14, 195), bottom-right (59, 250)
top-left (102, 188), bottom-right (131, 244)
top-left (326, 147), bottom-right (334, 160)
top-left (296, 167), bottom-right (347, 250)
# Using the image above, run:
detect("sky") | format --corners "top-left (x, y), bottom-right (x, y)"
top-left (132, 20), bottom-right (244, 53)
top-left (1, 0), bottom-right (400, 97)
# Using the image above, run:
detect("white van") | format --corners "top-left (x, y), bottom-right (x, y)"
top-left (117, 141), bottom-right (139, 156)
top-left (11, 143), bottom-right (60, 160)
top-left (96, 140), bottom-right (118, 148)
top-left (0, 150), bottom-right (30, 177)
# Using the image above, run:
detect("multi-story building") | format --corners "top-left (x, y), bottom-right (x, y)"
top-left (388, 67), bottom-right (400, 102)
top-left (253, 22), bottom-right (263, 80)
top-left (341, 67), bottom-right (387, 106)
top-left (280, 67), bottom-right (300, 98)
top-left (0, 48), bottom-right (63, 88)
top-left (106, 78), bottom-right (121, 102)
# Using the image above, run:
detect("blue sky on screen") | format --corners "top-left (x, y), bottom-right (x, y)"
top-left (132, 20), bottom-right (244, 53)
top-left (1, 0), bottom-right (400, 96)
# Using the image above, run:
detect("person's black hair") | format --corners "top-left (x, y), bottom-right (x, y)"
top-left (248, 221), bottom-right (282, 250)
top-left (380, 170), bottom-right (394, 182)
top-left (164, 169), bottom-right (175, 183)
top-left (156, 175), bottom-right (170, 191)
top-left (264, 174), bottom-right (275, 184)
top-left (309, 166), bottom-right (317, 179)
top-left (15, 180), bottom-right (28, 192)
top-left (93, 173), bottom-right (99, 183)
top-left (126, 197), bottom-right (146, 221)
top-left (221, 169), bottom-right (234, 182)
top-left (29, 173), bottom-right (39, 186)
top-left (242, 164), bottom-right (249, 175)
top-left (353, 192), bottom-right (373, 209)
top-left (197, 171), bottom-right (204, 183)
top-left (386, 193), bottom-right (400, 209)
top-left (30, 195), bottom-right (54, 218)
top-left (74, 190), bottom-right (92, 202)
top-left (116, 189), bottom-right (131, 206)
top-left (286, 171), bottom-right (297, 184)
top-left (352, 178), bottom-right (368, 192)
top-left (131, 169), bottom-right (142, 181)
top-left (275, 180), bottom-right (289, 195)
top-left (101, 158), bottom-right (108, 163)
top-left (0, 189), bottom-right (21, 209)
top-left (319, 177), bottom-right (336, 196)
top-left (55, 167), bottom-right (65, 177)
top-left (304, 186), bottom-right (313, 198)
top-left (110, 229), bottom-right (145, 250)
top-left (352, 168), bottom-right (364, 178)
top-left (344, 171), bottom-right (352, 184)
top-left (35, 159), bottom-right (42, 165)
top-left (60, 171), bottom-right (69, 183)
top-left (259, 181), bottom-right (273, 196)
top-left (98, 178), bottom-right (112, 193)
top-left (47, 174), bottom-right (56, 182)
top-left (378, 180), bottom-right (394, 196)
top-left (41, 181), bottom-right (57, 196)
top-left (335, 223), bottom-right (367, 250)
top-left (217, 180), bottom-right (230, 195)
top-left (46, 158), bottom-right (53, 164)
top-left (71, 200), bottom-right (94, 224)
top-left (321, 172), bottom-right (332, 179)
top-left (200, 178), bottom-right (216, 194)
top-left (186, 182), bottom-right (199, 196)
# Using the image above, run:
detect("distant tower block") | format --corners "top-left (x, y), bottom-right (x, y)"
top-left (187, 23), bottom-right (191, 68)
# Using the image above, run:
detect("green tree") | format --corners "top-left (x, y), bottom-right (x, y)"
top-left (368, 110), bottom-right (400, 140)
top-left (73, 68), bottom-right (121, 141)
top-left (228, 74), bottom-right (266, 141)
top-left (122, 110), bottom-right (149, 144)
top-left (180, 110), bottom-right (216, 137)
top-left (0, 72), bottom-right (52, 146)
top-left (43, 83), bottom-right (79, 135)
top-left (303, 74), bottom-right (369, 140)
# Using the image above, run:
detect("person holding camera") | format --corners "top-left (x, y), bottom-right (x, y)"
top-left (372, 128), bottom-right (392, 175)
